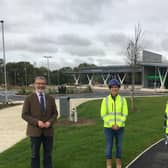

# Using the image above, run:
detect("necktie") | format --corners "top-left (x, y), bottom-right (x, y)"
top-left (39, 93), bottom-right (45, 113)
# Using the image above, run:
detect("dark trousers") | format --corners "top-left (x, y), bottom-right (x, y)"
top-left (104, 127), bottom-right (124, 159)
top-left (30, 135), bottom-right (53, 168)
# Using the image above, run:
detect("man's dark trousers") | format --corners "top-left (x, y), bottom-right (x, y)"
top-left (31, 135), bottom-right (53, 168)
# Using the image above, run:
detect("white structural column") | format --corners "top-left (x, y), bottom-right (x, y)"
top-left (87, 74), bottom-right (93, 86)
top-left (73, 74), bottom-right (80, 85)
top-left (102, 74), bottom-right (110, 86)
top-left (158, 68), bottom-right (168, 89)
top-left (117, 73), bottom-right (127, 85)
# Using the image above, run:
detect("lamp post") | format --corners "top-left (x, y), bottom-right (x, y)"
top-left (0, 20), bottom-right (8, 103)
top-left (24, 62), bottom-right (28, 87)
top-left (43, 56), bottom-right (52, 85)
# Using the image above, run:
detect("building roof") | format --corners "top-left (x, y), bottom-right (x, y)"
top-left (79, 65), bottom-right (142, 74)
top-left (65, 63), bottom-right (168, 75)
top-left (140, 62), bottom-right (168, 67)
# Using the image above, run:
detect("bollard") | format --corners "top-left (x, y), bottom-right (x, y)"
top-left (70, 107), bottom-right (78, 123)
top-left (74, 107), bottom-right (78, 123)
top-left (70, 107), bottom-right (75, 122)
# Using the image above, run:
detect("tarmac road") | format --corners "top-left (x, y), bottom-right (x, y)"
top-left (0, 88), bottom-right (167, 102)
top-left (126, 139), bottom-right (168, 168)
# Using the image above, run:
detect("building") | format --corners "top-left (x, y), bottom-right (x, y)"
top-left (71, 50), bottom-right (168, 89)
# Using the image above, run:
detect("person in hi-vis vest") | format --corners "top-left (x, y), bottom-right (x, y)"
top-left (101, 79), bottom-right (128, 168)
top-left (164, 101), bottom-right (168, 145)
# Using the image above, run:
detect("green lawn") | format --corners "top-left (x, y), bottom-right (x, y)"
top-left (0, 96), bottom-right (167, 168)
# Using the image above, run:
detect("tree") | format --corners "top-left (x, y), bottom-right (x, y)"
top-left (127, 24), bottom-right (143, 112)
top-left (6, 62), bottom-right (35, 86)
top-left (2, 61), bottom-right (98, 86)
top-left (58, 67), bottom-right (73, 85)
top-left (34, 66), bottom-right (48, 83)
top-left (78, 63), bottom-right (96, 68)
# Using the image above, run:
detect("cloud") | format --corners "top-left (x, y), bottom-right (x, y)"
top-left (1, 0), bottom-right (168, 69)
top-left (64, 45), bottom-right (105, 57)
top-left (99, 33), bottom-right (130, 48)
top-left (29, 33), bottom-right (104, 57)
top-left (56, 34), bottom-right (92, 46)
top-left (161, 38), bottom-right (168, 51)
top-left (95, 56), bottom-right (125, 66)
top-left (5, 34), bottom-right (58, 53)
top-left (29, 33), bottom-right (93, 55)
top-left (43, 0), bottom-right (123, 24)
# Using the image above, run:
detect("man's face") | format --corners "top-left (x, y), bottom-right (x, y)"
top-left (110, 85), bottom-right (119, 96)
top-left (34, 79), bottom-right (46, 92)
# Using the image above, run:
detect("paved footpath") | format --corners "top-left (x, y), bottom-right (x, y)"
top-left (0, 98), bottom-right (100, 153)
top-left (126, 139), bottom-right (168, 168)
top-left (0, 104), bottom-right (26, 153)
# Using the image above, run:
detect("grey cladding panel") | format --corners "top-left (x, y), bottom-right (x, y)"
top-left (142, 50), bottom-right (162, 63)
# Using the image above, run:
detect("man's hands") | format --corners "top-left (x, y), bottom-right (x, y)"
top-left (112, 124), bottom-right (119, 130)
top-left (38, 120), bottom-right (45, 128)
top-left (44, 121), bottom-right (51, 128)
top-left (37, 120), bottom-right (51, 128)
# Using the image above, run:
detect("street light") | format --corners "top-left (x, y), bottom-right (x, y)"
top-left (24, 62), bottom-right (28, 87)
top-left (43, 56), bottom-right (52, 85)
top-left (0, 20), bottom-right (8, 103)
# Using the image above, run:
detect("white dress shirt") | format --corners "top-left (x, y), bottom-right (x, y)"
top-left (36, 91), bottom-right (46, 109)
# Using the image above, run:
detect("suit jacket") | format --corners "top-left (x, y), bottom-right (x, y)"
top-left (22, 93), bottom-right (58, 137)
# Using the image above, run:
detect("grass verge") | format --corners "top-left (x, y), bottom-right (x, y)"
top-left (0, 96), bottom-right (167, 168)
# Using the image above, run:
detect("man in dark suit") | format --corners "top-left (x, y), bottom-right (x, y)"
top-left (22, 76), bottom-right (58, 168)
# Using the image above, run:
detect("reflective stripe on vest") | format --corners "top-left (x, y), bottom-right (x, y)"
top-left (106, 96), bottom-right (109, 113)
top-left (105, 119), bottom-right (124, 126)
top-left (105, 96), bottom-right (124, 115)
top-left (101, 112), bottom-right (127, 120)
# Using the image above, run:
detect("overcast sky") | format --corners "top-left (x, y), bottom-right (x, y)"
top-left (0, 0), bottom-right (168, 69)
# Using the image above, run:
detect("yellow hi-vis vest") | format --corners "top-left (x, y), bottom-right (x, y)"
top-left (164, 102), bottom-right (168, 134)
top-left (101, 94), bottom-right (128, 128)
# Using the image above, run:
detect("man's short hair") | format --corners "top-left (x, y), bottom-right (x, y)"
top-left (34, 76), bottom-right (47, 83)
